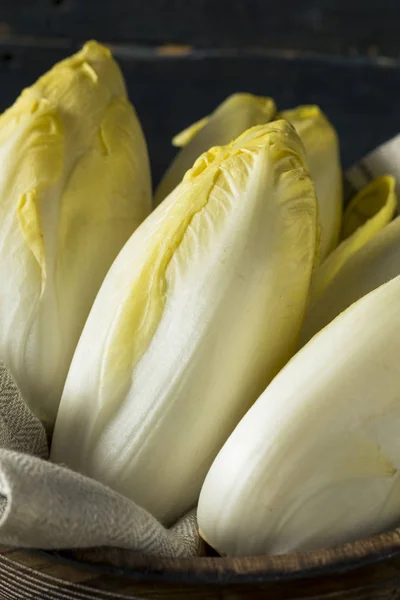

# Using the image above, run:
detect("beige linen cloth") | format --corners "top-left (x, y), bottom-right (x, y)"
top-left (0, 135), bottom-right (397, 559)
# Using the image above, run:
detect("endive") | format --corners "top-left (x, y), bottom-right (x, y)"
top-left (280, 106), bottom-right (342, 260)
top-left (51, 120), bottom-right (317, 525)
top-left (301, 212), bottom-right (400, 346)
top-left (311, 175), bottom-right (396, 301)
top-left (198, 276), bottom-right (400, 556)
top-left (0, 41), bottom-right (151, 429)
top-left (153, 93), bottom-right (276, 205)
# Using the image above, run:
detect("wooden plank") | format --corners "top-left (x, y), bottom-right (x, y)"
top-left (1, 1), bottom-right (400, 57)
top-left (0, 42), bottom-right (399, 186)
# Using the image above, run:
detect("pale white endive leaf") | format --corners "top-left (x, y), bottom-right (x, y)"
top-left (51, 120), bottom-right (317, 525)
top-left (198, 276), bottom-right (400, 556)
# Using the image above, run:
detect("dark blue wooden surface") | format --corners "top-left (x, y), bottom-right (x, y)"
top-left (2, 1), bottom-right (400, 56)
top-left (0, 2), bottom-right (399, 186)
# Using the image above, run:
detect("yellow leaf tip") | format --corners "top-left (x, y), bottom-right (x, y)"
top-left (280, 105), bottom-right (322, 121)
top-left (80, 40), bottom-right (112, 59)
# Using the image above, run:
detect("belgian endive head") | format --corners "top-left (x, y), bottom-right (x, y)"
top-left (52, 120), bottom-right (317, 525)
top-left (0, 41), bottom-right (151, 429)
top-left (198, 275), bottom-right (400, 556)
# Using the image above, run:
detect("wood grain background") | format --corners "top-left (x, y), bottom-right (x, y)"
top-left (0, 1), bottom-right (399, 186)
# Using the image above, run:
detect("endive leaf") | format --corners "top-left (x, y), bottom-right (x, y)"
top-left (198, 276), bottom-right (400, 556)
top-left (300, 214), bottom-right (400, 346)
top-left (154, 93), bottom-right (276, 206)
top-left (51, 120), bottom-right (317, 525)
top-left (0, 41), bottom-right (151, 429)
top-left (342, 175), bottom-right (396, 238)
top-left (18, 189), bottom-right (48, 281)
top-left (14, 108), bottom-right (64, 282)
top-left (172, 116), bottom-right (209, 147)
top-left (279, 105), bottom-right (342, 260)
top-left (311, 175), bottom-right (396, 301)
